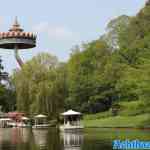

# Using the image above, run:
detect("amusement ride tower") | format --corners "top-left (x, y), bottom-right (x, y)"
top-left (0, 17), bottom-right (36, 67)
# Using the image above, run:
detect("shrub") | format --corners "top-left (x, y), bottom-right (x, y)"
top-left (118, 100), bottom-right (149, 116)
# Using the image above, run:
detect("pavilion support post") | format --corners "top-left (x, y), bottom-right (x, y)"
top-left (14, 45), bottom-right (24, 67)
top-left (64, 117), bottom-right (65, 125)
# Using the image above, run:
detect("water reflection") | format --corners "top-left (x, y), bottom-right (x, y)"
top-left (0, 128), bottom-right (149, 150)
top-left (61, 132), bottom-right (83, 150)
top-left (32, 129), bottom-right (48, 149)
top-left (0, 128), bottom-right (31, 144)
top-left (33, 128), bottom-right (62, 150)
top-left (0, 128), bottom-right (32, 150)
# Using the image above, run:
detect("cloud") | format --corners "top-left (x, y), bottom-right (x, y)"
top-left (33, 22), bottom-right (74, 40)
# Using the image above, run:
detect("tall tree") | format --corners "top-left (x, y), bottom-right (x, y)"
top-left (101, 15), bottom-right (130, 50)
top-left (67, 40), bottom-right (112, 113)
top-left (12, 53), bottom-right (67, 118)
top-left (0, 57), bottom-right (16, 112)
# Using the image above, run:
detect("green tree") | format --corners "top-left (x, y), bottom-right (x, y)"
top-left (67, 40), bottom-right (112, 113)
top-left (12, 53), bottom-right (67, 118)
top-left (101, 15), bottom-right (130, 50)
top-left (0, 57), bottom-right (16, 112)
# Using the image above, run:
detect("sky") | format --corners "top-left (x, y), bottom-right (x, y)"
top-left (0, 0), bottom-right (147, 73)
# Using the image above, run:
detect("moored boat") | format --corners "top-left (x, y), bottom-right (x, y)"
top-left (60, 110), bottom-right (84, 132)
top-left (17, 117), bottom-right (31, 128)
top-left (32, 114), bottom-right (51, 129)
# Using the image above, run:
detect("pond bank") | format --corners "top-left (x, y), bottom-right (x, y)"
top-left (83, 113), bottom-right (150, 128)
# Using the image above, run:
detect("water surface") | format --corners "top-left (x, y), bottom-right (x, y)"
top-left (0, 128), bottom-right (149, 150)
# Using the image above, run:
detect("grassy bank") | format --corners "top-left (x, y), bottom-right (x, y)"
top-left (83, 113), bottom-right (150, 128)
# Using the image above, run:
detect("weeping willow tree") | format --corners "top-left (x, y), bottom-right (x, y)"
top-left (12, 53), bottom-right (67, 118)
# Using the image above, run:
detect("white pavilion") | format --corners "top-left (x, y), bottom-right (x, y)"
top-left (60, 110), bottom-right (84, 131)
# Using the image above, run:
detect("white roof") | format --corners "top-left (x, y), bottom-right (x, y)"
top-left (21, 116), bottom-right (29, 120)
top-left (61, 110), bottom-right (81, 116)
top-left (0, 118), bottom-right (12, 121)
top-left (34, 114), bottom-right (47, 118)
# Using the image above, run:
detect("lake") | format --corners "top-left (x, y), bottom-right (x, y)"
top-left (0, 128), bottom-right (149, 150)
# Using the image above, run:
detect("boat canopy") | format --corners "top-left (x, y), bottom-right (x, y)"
top-left (0, 118), bottom-right (12, 121)
top-left (34, 114), bottom-right (47, 118)
top-left (61, 110), bottom-right (81, 116)
top-left (21, 116), bottom-right (29, 120)
top-left (7, 112), bottom-right (24, 118)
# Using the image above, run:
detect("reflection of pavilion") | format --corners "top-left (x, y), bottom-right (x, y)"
top-left (33, 129), bottom-right (48, 148)
top-left (11, 128), bottom-right (31, 144)
top-left (61, 132), bottom-right (83, 150)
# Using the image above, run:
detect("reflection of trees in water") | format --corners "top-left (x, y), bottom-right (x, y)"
top-left (0, 128), bottom-right (32, 150)
top-left (0, 128), bottom-right (12, 143)
top-left (32, 129), bottom-right (48, 149)
top-left (0, 127), bottom-right (112, 150)
top-left (0, 141), bottom-right (17, 150)
top-left (32, 129), bottom-right (84, 150)
top-left (0, 128), bottom-right (31, 144)
top-left (15, 128), bottom-right (33, 150)
top-left (32, 128), bottom-right (62, 150)
top-left (1, 128), bottom-right (150, 150)
top-left (82, 139), bottom-right (112, 150)
top-left (61, 132), bottom-right (83, 150)
top-left (0, 130), bottom-right (36, 150)
top-left (47, 128), bottom-right (62, 150)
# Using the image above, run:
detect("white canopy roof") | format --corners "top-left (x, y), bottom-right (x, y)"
top-left (34, 114), bottom-right (47, 118)
top-left (61, 110), bottom-right (81, 116)
top-left (0, 118), bottom-right (12, 121)
top-left (21, 116), bottom-right (29, 120)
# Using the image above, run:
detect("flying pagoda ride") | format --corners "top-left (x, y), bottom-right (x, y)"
top-left (0, 17), bottom-right (36, 67)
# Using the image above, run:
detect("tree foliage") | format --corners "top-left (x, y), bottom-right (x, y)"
top-left (0, 57), bottom-right (16, 112)
top-left (12, 53), bottom-right (67, 118)
top-left (11, 1), bottom-right (150, 117)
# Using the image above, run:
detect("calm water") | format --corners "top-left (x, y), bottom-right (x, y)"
top-left (0, 127), bottom-right (149, 150)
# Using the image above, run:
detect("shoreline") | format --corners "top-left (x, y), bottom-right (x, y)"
top-left (83, 113), bottom-right (150, 129)
top-left (84, 126), bottom-right (150, 130)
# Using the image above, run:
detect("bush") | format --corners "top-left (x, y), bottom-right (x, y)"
top-left (118, 100), bottom-right (149, 116)
top-left (84, 111), bottom-right (111, 120)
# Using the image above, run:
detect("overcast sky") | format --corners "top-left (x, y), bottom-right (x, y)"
top-left (0, 0), bottom-right (147, 73)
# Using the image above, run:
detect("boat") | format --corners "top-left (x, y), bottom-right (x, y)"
top-left (0, 118), bottom-right (13, 128)
top-left (7, 121), bottom-right (17, 127)
top-left (17, 117), bottom-right (31, 128)
top-left (59, 110), bottom-right (84, 132)
top-left (6, 112), bottom-right (25, 127)
top-left (32, 114), bottom-right (51, 129)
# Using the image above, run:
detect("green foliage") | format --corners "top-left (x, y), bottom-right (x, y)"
top-left (66, 1), bottom-right (150, 115)
top-left (0, 85), bottom-right (16, 112)
top-left (66, 40), bottom-right (112, 113)
top-left (0, 57), bottom-right (16, 112)
top-left (118, 101), bottom-right (150, 116)
top-left (101, 15), bottom-right (131, 50)
top-left (84, 111), bottom-right (111, 120)
top-left (10, 1), bottom-right (150, 121)
top-left (118, 3), bottom-right (150, 66)
top-left (12, 53), bottom-right (67, 118)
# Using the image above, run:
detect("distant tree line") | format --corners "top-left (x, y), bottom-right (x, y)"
top-left (7, 1), bottom-right (150, 117)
